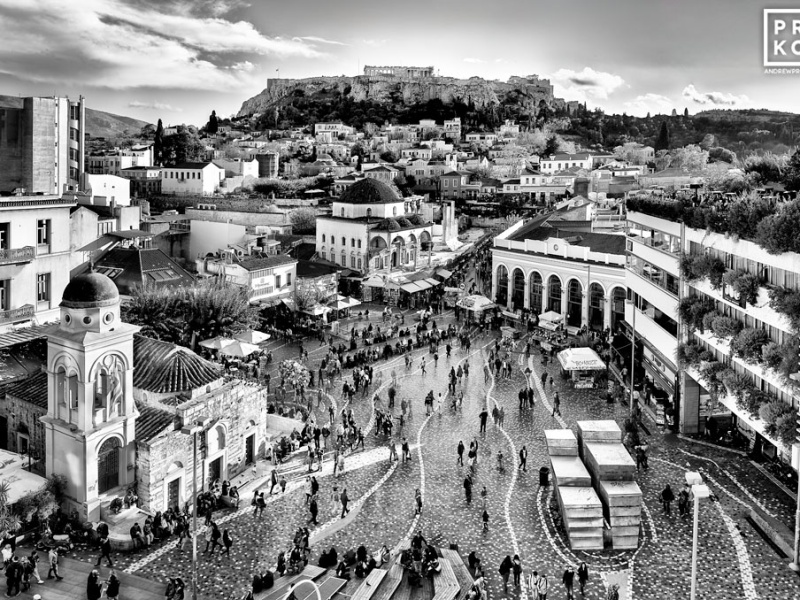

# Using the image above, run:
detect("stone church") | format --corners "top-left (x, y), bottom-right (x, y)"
top-left (4, 271), bottom-right (268, 521)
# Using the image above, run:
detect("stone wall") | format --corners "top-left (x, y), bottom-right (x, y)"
top-left (5, 393), bottom-right (47, 476)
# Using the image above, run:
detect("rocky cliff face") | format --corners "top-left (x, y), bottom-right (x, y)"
top-left (236, 75), bottom-right (556, 118)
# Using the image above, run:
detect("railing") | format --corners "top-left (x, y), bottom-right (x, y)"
top-left (0, 304), bottom-right (34, 323)
top-left (0, 246), bottom-right (35, 265)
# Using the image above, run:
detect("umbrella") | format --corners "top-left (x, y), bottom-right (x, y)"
top-left (456, 295), bottom-right (495, 312)
top-left (235, 330), bottom-right (270, 344)
top-left (538, 310), bottom-right (563, 323)
top-left (219, 341), bottom-right (261, 358)
top-left (199, 336), bottom-right (236, 350)
top-left (557, 348), bottom-right (605, 371)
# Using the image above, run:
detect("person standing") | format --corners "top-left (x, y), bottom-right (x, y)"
top-left (678, 484), bottom-right (690, 519)
top-left (47, 547), bottom-right (62, 581)
top-left (482, 508), bottom-right (489, 531)
top-left (222, 530), bottom-right (233, 556)
top-left (498, 555), bottom-right (512, 593)
top-left (6, 556), bottom-right (22, 598)
top-left (528, 571), bottom-right (540, 600)
top-left (96, 535), bottom-right (113, 567)
top-left (309, 494), bottom-right (319, 525)
top-left (105, 571), bottom-right (120, 600)
top-left (659, 484), bottom-right (675, 516)
top-left (562, 565), bottom-right (575, 600)
top-left (457, 441), bottom-right (464, 466)
top-left (518, 446), bottom-right (528, 472)
top-left (552, 392), bottom-right (561, 417)
top-left (87, 569), bottom-right (103, 600)
top-left (577, 562), bottom-right (589, 596)
top-left (536, 573), bottom-right (548, 600)
top-left (388, 439), bottom-right (398, 462)
top-left (402, 438), bottom-right (411, 462)
top-left (479, 408), bottom-right (488, 433)
top-left (415, 488), bottom-right (423, 514)
top-left (340, 488), bottom-right (349, 518)
top-left (463, 475), bottom-right (472, 504)
top-left (512, 554), bottom-right (522, 587)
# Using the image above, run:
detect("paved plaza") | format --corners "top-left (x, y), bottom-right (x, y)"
top-left (22, 305), bottom-right (800, 600)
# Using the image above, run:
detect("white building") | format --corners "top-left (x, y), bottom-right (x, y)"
top-left (540, 153), bottom-right (595, 174)
top-left (492, 217), bottom-right (627, 332)
top-left (82, 174), bottom-right (131, 206)
top-left (86, 145), bottom-right (153, 176)
top-left (316, 179), bottom-right (432, 273)
top-left (196, 254), bottom-right (297, 305)
top-left (161, 162), bottom-right (225, 196)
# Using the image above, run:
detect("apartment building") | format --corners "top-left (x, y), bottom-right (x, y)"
top-left (86, 144), bottom-right (153, 176)
top-left (196, 254), bottom-right (297, 305)
top-left (626, 198), bottom-right (800, 463)
top-left (0, 96), bottom-right (85, 194)
top-left (0, 194), bottom-right (76, 329)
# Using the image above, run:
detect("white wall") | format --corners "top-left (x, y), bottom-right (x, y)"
top-left (189, 220), bottom-right (247, 260)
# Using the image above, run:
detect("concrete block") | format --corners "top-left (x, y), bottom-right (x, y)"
top-left (597, 480), bottom-right (643, 507)
top-left (584, 443), bottom-right (636, 481)
top-left (550, 456), bottom-right (592, 487)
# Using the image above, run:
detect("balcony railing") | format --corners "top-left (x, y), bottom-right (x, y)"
top-left (0, 304), bottom-right (35, 324)
top-left (0, 246), bottom-right (35, 265)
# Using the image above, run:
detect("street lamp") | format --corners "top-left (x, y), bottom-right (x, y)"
top-left (181, 418), bottom-right (210, 600)
top-left (686, 471), bottom-right (710, 600)
top-left (285, 579), bottom-right (322, 600)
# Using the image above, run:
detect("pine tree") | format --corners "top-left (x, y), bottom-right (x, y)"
top-left (655, 121), bottom-right (670, 151)
top-left (646, 112), bottom-right (651, 119)
top-left (683, 107), bottom-right (689, 117)
top-left (154, 119), bottom-right (164, 166)
top-left (207, 110), bottom-right (219, 135)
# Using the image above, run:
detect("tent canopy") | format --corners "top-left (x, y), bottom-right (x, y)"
top-left (235, 330), bottom-right (270, 344)
top-left (220, 341), bottom-right (261, 358)
top-left (363, 276), bottom-right (385, 288)
top-left (557, 347), bottom-right (606, 371)
top-left (539, 310), bottom-right (563, 323)
top-left (303, 304), bottom-right (332, 317)
top-left (457, 294), bottom-right (495, 312)
top-left (199, 336), bottom-right (236, 350)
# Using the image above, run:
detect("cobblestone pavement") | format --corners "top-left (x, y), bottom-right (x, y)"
top-left (52, 319), bottom-right (800, 600)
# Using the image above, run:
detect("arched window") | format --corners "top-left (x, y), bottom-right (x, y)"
top-left (321, 250), bottom-right (326, 260)
top-left (341, 251), bottom-right (346, 265)
top-left (393, 206), bottom-right (398, 216)
top-left (357, 239), bottom-right (362, 248)
top-left (341, 208), bottom-right (345, 217)
top-left (341, 237), bottom-right (346, 246)
top-left (351, 255), bottom-right (356, 268)
top-left (351, 238), bottom-right (355, 247)
top-left (357, 257), bottom-right (362, 269)
top-left (322, 234), bottom-right (326, 243)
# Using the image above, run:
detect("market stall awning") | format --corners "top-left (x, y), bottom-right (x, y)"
top-left (401, 281), bottom-right (428, 293)
top-left (457, 294), bottom-right (495, 312)
top-left (363, 275), bottom-right (385, 288)
top-left (220, 341), bottom-right (261, 358)
top-left (303, 304), bottom-right (332, 316)
top-left (234, 330), bottom-right (270, 345)
top-left (435, 268), bottom-right (453, 280)
top-left (424, 278), bottom-right (441, 287)
top-left (539, 310), bottom-right (563, 323)
top-left (199, 336), bottom-right (236, 350)
top-left (557, 347), bottom-right (606, 371)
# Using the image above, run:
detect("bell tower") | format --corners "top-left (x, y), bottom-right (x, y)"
top-left (42, 271), bottom-right (140, 521)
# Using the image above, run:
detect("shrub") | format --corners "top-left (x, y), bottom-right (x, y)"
top-left (768, 287), bottom-right (800, 330)
top-left (720, 368), bottom-right (750, 399)
top-left (698, 350), bottom-right (715, 362)
top-left (699, 361), bottom-right (727, 394)
top-left (774, 411), bottom-right (798, 446)
top-left (731, 272), bottom-right (761, 305)
top-left (702, 310), bottom-right (721, 333)
top-left (755, 199), bottom-right (800, 255)
top-left (676, 342), bottom-right (702, 367)
top-left (761, 342), bottom-right (783, 370)
top-left (731, 327), bottom-right (771, 362)
top-left (711, 316), bottom-right (742, 339)
top-left (737, 388), bottom-right (766, 419)
top-left (694, 255), bottom-right (727, 289)
top-left (678, 296), bottom-right (715, 331)
top-left (759, 400), bottom-right (796, 444)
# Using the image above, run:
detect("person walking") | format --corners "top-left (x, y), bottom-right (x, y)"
top-left (552, 392), bottom-right (561, 417)
top-left (659, 484), bottom-right (675, 516)
top-left (308, 494), bottom-right (319, 525)
top-left (499, 555), bottom-right (512, 593)
top-left (464, 475), bottom-right (473, 504)
top-left (46, 547), bottom-right (62, 581)
top-left (87, 569), bottom-right (103, 600)
top-left (482, 508), bottom-right (489, 531)
top-left (479, 408), bottom-right (488, 433)
top-left (512, 554), bottom-right (522, 587)
top-left (528, 572), bottom-right (541, 600)
top-left (28, 551), bottom-right (43, 585)
top-left (105, 571), bottom-right (120, 600)
top-left (388, 439), bottom-right (398, 462)
top-left (222, 530), bottom-right (233, 556)
top-left (340, 488), bottom-right (349, 518)
top-left (457, 441), bottom-right (464, 466)
top-left (420, 357), bottom-right (426, 374)
top-left (402, 438), bottom-right (411, 462)
top-left (95, 535), bottom-right (113, 567)
top-left (205, 523), bottom-right (222, 555)
top-left (678, 484), bottom-right (690, 519)
top-left (415, 488), bottom-right (423, 514)
top-left (536, 573), bottom-right (548, 600)
top-left (606, 583), bottom-right (619, 600)
top-left (562, 565), bottom-right (575, 600)
top-left (577, 562), bottom-right (589, 596)
top-left (518, 446), bottom-right (528, 472)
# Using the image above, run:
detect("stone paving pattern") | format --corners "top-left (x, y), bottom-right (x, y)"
top-left (31, 299), bottom-right (800, 600)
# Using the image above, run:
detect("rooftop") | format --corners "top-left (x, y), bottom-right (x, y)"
top-left (337, 178), bottom-right (402, 205)
top-left (509, 222), bottom-right (626, 255)
top-left (133, 334), bottom-right (222, 394)
top-left (91, 247), bottom-right (195, 295)
top-left (237, 255), bottom-right (297, 272)
top-left (135, 402), bottom-right (177, 444)
top-left (5, 370), bottom-right (48, 409)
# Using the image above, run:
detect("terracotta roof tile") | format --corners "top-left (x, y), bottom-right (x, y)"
top-left (133, 335), bottom-right (222, 394)
top-left (5, 370), bottom-right (48, 409)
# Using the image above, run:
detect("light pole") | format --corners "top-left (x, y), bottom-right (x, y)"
top-left (181, 419), bottom-right (209, 600)
top-left (686, 471), bottom-right (710, 600)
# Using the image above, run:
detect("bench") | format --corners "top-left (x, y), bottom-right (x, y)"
top-left (294, 576), bottom-right (347, 600)
top-left (371, 564), bottom-right (404, 600)
top-left (438, 550), bottom-right (473, 600)
top-left (431, 559), bottom-right (459, 600)
top-left (257, 565), bottom-right (327, 600)
top-left (351, 568), bottom-right (388, 600)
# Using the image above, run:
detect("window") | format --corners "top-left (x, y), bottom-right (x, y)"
top-left (351, 238), bottom-right (355, 248)
top-left (36, 273), bottom-right (50, 303)
top-left (341, 237), bottom-right (346, 246)
top-left (357, 239), bottom-right (362, 249)
top-left (393, 206), bottom-right (398, 216)
top-left (0, 223), bottom-right (9, 250)
top-left (341, 208), bottom-right (345, 217)
top-left (286, 273), bottom-right (292, 287)
top-left (366, 208), bottom-right (372, 218)
top-left (275, 274), bottom-right (282, 288)
top-left (321, 250), bottom-right (326, 260)
top-left (357, 258), bottom-right (362, 269)
top-left (351, 255), bottom-right (356, 268)
top-left (322, 234), bottom-right (326, 243)
top-left (341, 251), bottom-right (346, 265)
top-left (0, 280), bottom-right (9, 311)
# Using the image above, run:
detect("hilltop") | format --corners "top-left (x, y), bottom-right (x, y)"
top-left (0, 95), bottom-right (150, 139)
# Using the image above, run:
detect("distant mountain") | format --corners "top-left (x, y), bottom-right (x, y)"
top-left (0, 95), bottom-right (150, 139)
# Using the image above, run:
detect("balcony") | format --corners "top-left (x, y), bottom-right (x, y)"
top-left (690, 277), bottom-right (792, 333)
top-left (0, 304), bottom-right (34, 324)
top-left (626, 303), bottom-right (678, 364)
top-left (0, 246), bottom-right (35, 265)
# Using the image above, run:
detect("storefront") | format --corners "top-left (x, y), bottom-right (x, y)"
top-left (556, 347), bottom-right (606, 389)
top-left (641, 345), bottom-right (677, 428)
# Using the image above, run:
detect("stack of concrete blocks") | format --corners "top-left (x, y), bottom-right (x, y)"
top-left (577, 421), bottom-right (642, 550)
top-left (544, 429), bottom-right (603, 550)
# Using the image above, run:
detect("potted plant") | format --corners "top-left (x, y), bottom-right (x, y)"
top-left (731, 327), bottom-right (771, 362)
top-left (710, 315), bottom-right (742, 339)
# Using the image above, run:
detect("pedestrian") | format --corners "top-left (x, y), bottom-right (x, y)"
top-left (46, 547), bottom-right (62, 581)
top-left (552, 392), bottom-right (560, 417)
top-left (309, 495), bottom-right (319, 525)
top-left (482, 508), bottom-right (489, 531)
top-left (389, 439), bottom-right (398, 461)
top-left (280, 475), bottom-right (287, 494)
top-left (222, 530), bottom-right (233, 556)
top-left (607, 583), bottom-right (619, 600)
top-left (95, 535), bottom-right (113, 567)
top-left (464, 475), bottom-right (472, 504)
top-left (577, 562), bottom-right (589, 596)
top-left (518, 446), bottom-right (528, 472)
top-left (659, 484), bottom-right (675, 515)
top-left (678, 484), bottom-right (690, 519)
top-left (28, 551), bottom-right (42, 585)
top-left (205, 522), bottom-right (222, 555)
top-left (420, 357), bottom-right (426, 374)
top-left (415, 488), bottom-right (422, 514)
top-left (562, 565), bottom-right (575, 600)
top-left (87, 569), bottom-right (103, 600)
top-left (6, 556), bottom-right (22, 598)
top-left (105, 571), bottom-right (120, 600)
top-left (337, 453), bottom-right (345, 477)
top-left (479, 408), bottom-right (488, 433)
top-left (512, 554), bottom-right (522, 587)
top-left (402, 438), bottom-right (411, 462)
top-left (340, 488), bottom-right (349, 518)
top-left (499, 555), bottom-right (512, 593)
top-left (528, 572), bottom-right (540, 600)
top-left (457, 441), bottom-right (464, 466)
top-left (537, 574), bottom-right (548, 600)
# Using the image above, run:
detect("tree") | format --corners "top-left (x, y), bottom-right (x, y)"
top-left (683, 107), bottom-right (689, 117)
top-left (121, 282), bottom-right (259, 349)
top-left (154, 119), bottom-right (164, 166)
top-left (654, 121), bottom-right (670, 151)
top-left (707, 147), bottom-right (736, 164)
top-left (295, 279), bottom-right (329, 311)
top-left (670, 144), bottom-right (709, 171)
top-left (289, 207), bottom-right (317, 233)
top-left (207, 110), bottom-right (219, 135)
top-left (161, 125), bottom-right (204, 166)
top-left (379, 149), bottom-right (399, 163)
top-left (543, 134), bottom-right (559, 156)
top-left (783, 148), bottom-right (800, 192)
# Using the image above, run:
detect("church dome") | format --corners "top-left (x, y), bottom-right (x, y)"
top-left (338, 178), bottom-right (400, 205)
top-left (61, 272), bottom-right (119, 309)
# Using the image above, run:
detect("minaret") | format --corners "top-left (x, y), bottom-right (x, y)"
top-left (42, 271), bottom-right (140, 522)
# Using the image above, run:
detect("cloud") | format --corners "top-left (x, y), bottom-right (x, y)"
top-left (682, 84), bottom-right (749, 107)
top-left (463, 58), bottom-right (487, 64)
top-left (550, 67), bottom-right (626, 102)
top-left (295, 36), bottom-right (347, 46)
top-left (0, 0), bottom-right (322, 90)
top-left (361, 39), bottom-right (387, 47)
top-left (128, 101), bottom-right (182, 112)
top-left (623, 93), bottom-right (673, 116)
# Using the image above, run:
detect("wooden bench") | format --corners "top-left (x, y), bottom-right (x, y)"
top-left (294, 576), bottom-right (348, 600)
top-left (351, 568), bottom-right (388, 600)
top-left (439, 550), bottom-right (474, 600)
top-left (431, 559), bottom-right (459, 600)
top-left (390, 570), bottom-right (415, 600)
top-left (257, 566), bottom-right (328, 600)
top-left (371, 564), bottom-right (404, 600)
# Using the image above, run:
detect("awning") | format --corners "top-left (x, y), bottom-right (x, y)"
top-left (424, 278), bottom-right (441, 287)
top-left (539, 310), bottom-right (563, 323)
top-left (199, 336), bottom-right (236, 350)
top-left (220, 341), bottom-right (261, 358)
top-left (435, 268), bottom-right (453, 280)
top-left (235, 330), bottom-right (270, 344)
top-left (457, 295), bottom-right (495, 312)
top-left (303, 304), bottom-right (332, 316)
top-left (401, 281), bottom-right (428, 293)
top-left (557, 347), bottom-right (606, 371)
top-left (363, 276), bottom-right (385, 288)
top-left (281, 297), bottom-right (296, 310)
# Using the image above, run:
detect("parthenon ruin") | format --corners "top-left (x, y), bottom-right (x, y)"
top-left (363, 65), bottom-right (435, 78)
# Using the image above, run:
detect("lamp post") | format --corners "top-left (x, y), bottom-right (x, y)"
top-left (686, 471), bottom-right (710, 600)
top-left (181, 420), bottom-right (209, 600)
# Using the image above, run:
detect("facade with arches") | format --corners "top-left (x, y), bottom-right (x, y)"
top-left (491, 220), bottom-right (626, 332)
top-left (10, 272), bottom-right (270, 521)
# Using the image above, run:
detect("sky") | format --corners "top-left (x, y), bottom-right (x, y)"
top-left (0, 0), bottom-right (797, 127)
